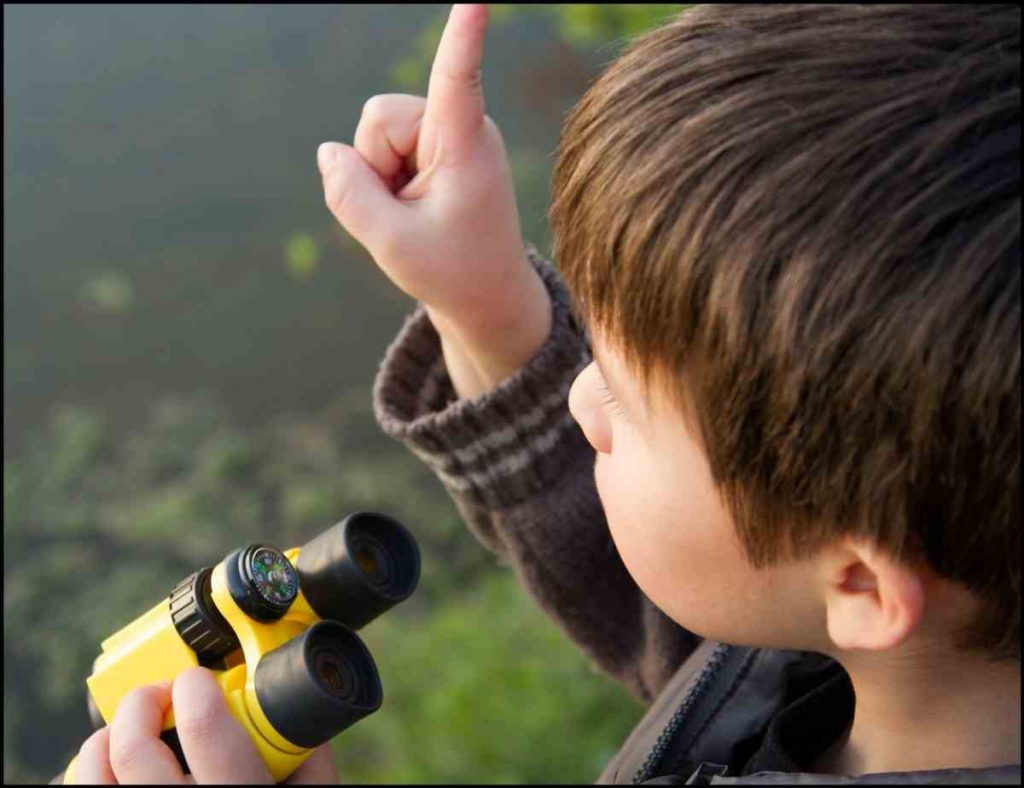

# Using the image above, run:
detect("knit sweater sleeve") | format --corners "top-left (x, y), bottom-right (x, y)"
top-left (371, 243), bottom-right (700, 704)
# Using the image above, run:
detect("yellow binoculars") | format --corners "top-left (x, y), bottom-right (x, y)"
top-left (63, 511), bottom-right (420, 783)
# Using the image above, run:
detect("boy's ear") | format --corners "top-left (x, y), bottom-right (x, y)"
top-left (821, 537), bottom-right (926, 652)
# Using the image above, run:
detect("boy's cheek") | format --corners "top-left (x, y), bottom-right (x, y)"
top-left (597, 462), bottom-right (681, 620)
top-left (593, 451), bottom-right (611, 502)
top-left (578, 408), bottom-right (612, 455)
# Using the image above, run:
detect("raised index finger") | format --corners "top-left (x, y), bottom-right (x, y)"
top-left (423, 4), bottom-right (489, 155)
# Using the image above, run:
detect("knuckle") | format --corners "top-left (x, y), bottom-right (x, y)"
top-left (108, 735), bottom-right (148, 774)
top-left (361, 94), bottom-right (388, 124)
top-left (437, 67), bottom-right (483, 95)
top-left (174, 669), bottom-right (227, 741)
top-left (120, 683), bottom-right (160, 710)
top-left (176, 706), bottom-right (222, 743)
top-left (394, 92), bottom-right (426, 107)
top-left (176, 665), bottom-right (212, 687)
top-left (362, 93), bottom-right (425, 122)
top-left (324, 171), bottom-right (353, 219)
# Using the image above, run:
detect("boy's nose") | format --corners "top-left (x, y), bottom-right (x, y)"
top-left (567, 362), bottom-right (613, 455)
top-left (566, 362), bottom-right (593, 425)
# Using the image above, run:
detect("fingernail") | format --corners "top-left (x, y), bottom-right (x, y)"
top-left (317, 142), bottom-right (342, 174)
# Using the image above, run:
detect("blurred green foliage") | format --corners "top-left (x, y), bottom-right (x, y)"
top-left (543, 4), bottom-right (688, 48)
top-left (285, 232), bottom-right (322, 280)
top-left (80, 271), bottom-right (134, 313)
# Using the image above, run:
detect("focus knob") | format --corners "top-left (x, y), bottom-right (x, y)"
top-left (169, 567), bottom-right (240, 667)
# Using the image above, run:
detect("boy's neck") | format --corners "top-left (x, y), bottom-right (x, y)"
top-left (815, 646), bottom-right (1020, 776)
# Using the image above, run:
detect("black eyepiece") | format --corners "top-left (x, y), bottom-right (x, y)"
top-left (254, 621), bottom-right (382, 748)
top-left (296, 512), bottom-right (420, 630)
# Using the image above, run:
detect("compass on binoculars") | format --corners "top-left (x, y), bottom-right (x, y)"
top-left (228, 544), bottom-right (300, 622)
top-left (247, 547), bottom-right (300, 608)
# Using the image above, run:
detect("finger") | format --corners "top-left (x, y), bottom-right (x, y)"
top-left (423, 3), bottom-right (489, 156)
top-left (318, 142), bottom-right (414, 255)
top-left (172, 667), bottom-right (273, 785)
top-left (73, 728), bottom-right (117, 785)
top-left (354, 94), bottom-right (426, 191)
top-left (285, 744), bottom-right (339, 785)
top-left (108, 682), bottom-right (187, 784)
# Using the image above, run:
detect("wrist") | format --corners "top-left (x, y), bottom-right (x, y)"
top-left (426, 263), bottom-right (553, 398)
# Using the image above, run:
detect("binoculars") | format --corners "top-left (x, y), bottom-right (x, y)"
top-left (62, 511), bottom-right (420, 784)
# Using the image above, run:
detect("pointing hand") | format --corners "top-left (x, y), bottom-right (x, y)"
top-left (317, 4), bottom-right (545, 339)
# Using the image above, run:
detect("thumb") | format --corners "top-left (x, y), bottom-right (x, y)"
top-left (318, 141), bottom-right (408, 254)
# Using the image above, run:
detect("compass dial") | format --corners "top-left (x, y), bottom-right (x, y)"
top-left (246, 547), bottom-right (299, 609)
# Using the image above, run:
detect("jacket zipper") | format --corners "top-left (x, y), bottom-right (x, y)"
top-left (632, 642), bottom-right (734, 784)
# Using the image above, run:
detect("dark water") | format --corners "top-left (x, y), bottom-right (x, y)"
top-left (4, 4), bottom-right (591, 454)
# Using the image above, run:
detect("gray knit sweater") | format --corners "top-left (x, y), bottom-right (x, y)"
top-left (371, 246), bottom-right (1020, 786)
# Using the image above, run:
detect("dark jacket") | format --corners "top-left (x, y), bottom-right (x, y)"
top-left (372, 245), bottom-right (1020, 785)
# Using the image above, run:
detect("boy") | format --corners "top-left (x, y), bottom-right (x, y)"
top-left (71, 3), bottom-right (1019, 783)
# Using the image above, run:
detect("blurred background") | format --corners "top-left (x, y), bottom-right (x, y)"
top-left (4, 5), bottom-right (685, 783)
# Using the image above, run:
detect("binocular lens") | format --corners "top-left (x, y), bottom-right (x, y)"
top-left (314, 654), bottom-right (352, 694)
top-left (351, 535), bottom-right (394, 591)
top-left (254, 621), bottom-right (382, 749)
top-left (296, 512), bottom-right (421, 630)
top-left (310, 642), bottom-right (358, 702)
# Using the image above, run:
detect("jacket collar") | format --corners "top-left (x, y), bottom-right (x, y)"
top-left (604, 641), bottom-right (1020, 785)
top-left (699, 763), bottom-right (1021, 784)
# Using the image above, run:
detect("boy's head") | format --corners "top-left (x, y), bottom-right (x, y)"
top-left (557, 5), bottom-right (1019, 661)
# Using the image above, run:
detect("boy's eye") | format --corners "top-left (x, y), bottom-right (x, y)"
top-left (596, 380), bottom-right (628, 421)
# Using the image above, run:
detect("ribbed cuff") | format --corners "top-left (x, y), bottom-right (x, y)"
top-left (372, 243), bottom-right (593, 510)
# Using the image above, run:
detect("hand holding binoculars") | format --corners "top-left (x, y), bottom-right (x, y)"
top-left (63, 511), bottom-right (420, 784)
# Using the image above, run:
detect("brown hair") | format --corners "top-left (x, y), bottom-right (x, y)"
top-left (550, 4), bottom-right (1020, 659)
